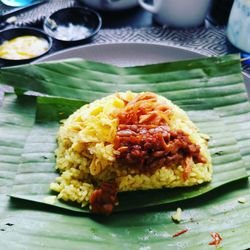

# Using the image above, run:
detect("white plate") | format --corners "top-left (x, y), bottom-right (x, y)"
top-left (38, 43), bottom-right (250, 96)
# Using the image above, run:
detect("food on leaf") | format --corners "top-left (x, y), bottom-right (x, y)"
top-left (172, 229), bottom-right (189, 237)
top-left (172, 207), bottom-right (182, 223)
top-left (208, 232), bottom-right (223, 246)
top-left (237, 197), bottom-right (246, 204)
top-left (50, 92), bottom-right (212, 214)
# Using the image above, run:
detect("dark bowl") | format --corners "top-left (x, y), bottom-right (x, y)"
top-left (43, 7), bottom-right (102, 44)
top-left (0, 27), bottom-right (52, 66)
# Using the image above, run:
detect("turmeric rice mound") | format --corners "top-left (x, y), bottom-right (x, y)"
top-left (51, 92), bottom-right (212, 209)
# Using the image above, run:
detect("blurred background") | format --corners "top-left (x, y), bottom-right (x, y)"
top-left (2, 0), bottom-right (249, 68)
top-left (0, 0), bottom-right (235, 28)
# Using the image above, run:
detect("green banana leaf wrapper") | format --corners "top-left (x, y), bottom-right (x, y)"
top-left (0, 54), bottom-right (250, 249)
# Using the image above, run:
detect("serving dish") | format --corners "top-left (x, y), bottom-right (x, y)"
top-left (0, 27), bottom-right (52, 66)
top-left (38, 42), bottom-right (250, 96)
top-left (43, 7), bottom-right (102, 44)
top-left (1, 43), bottom-right (250, 249)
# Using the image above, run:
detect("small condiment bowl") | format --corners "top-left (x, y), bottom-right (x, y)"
top-left (0, 27), bottom-right (52, 66)
top-left (43, 7), bottom-right (102, 44)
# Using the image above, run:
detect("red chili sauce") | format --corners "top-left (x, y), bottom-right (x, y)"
top-left (90, 93), bottom-right (206, 215)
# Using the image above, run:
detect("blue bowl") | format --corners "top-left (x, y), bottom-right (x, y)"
top-left (241, 53), bottom-right (250, 66)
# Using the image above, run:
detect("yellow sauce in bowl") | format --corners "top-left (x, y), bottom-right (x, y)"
top-left (0, 35), bottom-right (49, 60)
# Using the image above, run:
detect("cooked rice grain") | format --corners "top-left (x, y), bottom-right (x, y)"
top-left (51, 92), bottom-right (212, 207)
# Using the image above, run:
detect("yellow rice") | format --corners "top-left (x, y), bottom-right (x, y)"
top-left (51, 92), bottom-right (212, 207)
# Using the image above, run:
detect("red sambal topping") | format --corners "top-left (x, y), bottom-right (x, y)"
top-left (89, 183), bottom-right (118, 215)
top-left (208, 232), bottom-right (223, 246)
top-left (114, 92), bottom-right (206, 179)
top-left (90, 93), bottom-right (207, 215)
top-left (172, 229), bottom-right (189, 238)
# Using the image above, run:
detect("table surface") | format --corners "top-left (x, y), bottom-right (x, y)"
top-left (0, 1), bottom-right (244, 68)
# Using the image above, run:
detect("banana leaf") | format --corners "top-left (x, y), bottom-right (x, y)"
top-left (0, 94), bottom-right (250, 249)
top-left (9, 96), bottom-right (248, 212)
top-left (0, 54), bottom-right (245, 107)
top-left (0, 93), bottom-right (35, 215)
top-left (0, 94), bottom-right (36, 196)
top-left (2, 54), bottom-right (249, 166)
top-left (215, 103), bottom-right (250, 174)
top-left (1, 54), bottom-right (250, 249)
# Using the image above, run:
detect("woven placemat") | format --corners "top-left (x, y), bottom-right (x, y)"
top-left (93, 26), bottom-right (228, 56)
top-left (93, 27), bottom-right (250, 74)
